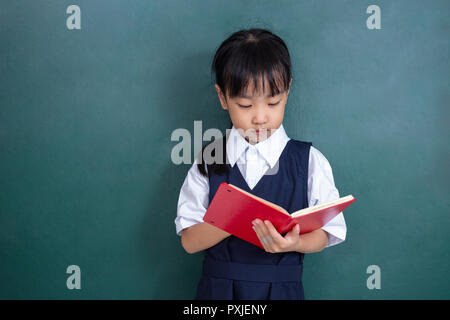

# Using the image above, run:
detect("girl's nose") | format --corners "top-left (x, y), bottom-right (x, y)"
top-left (252, 107), bottom-right (268, 124)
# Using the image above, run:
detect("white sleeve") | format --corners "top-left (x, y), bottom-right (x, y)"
top-left (308, 146), bottom-right (347, 248)
top-left (174, 158), bottom-right (210, 236)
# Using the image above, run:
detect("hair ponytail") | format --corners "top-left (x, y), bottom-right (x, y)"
top-left (197, 121), bottom-right (232, 178)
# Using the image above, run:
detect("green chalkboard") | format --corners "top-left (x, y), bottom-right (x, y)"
top-left (0, 0), bottom-right (448, 299)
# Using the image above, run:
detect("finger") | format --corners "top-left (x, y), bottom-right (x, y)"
top-left (257, 221), bottom-right (277, 251)
top-left (252, 225), bottom-right (269, 250)
top-left (285, 224), bottom-right (299, 240)
top-left (257, 221), bottom-right (274, 248)
top-left (264, 220), bottom-right (285, 244)
top-left (253, 219), bottom-right (270, 239)
top-left (253, 220), bottom-right (274, 251)
top-left (287, 224), bottom-right (300, 235)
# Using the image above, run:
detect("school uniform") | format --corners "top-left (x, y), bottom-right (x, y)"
top-left (175, 124), bottom-right (346, 300)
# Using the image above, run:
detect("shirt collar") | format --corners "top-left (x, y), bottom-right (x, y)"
top-left (226, 123), bottom-right (290, 169)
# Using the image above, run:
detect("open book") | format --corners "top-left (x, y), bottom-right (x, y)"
top-left (203, 182), bottom-right (356, 249)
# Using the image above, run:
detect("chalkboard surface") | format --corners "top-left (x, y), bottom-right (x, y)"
top-left (0, 0), bottom-right (448, 299)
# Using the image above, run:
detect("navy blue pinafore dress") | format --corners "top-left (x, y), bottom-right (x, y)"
top-left (195, 138), bottom-right (313, 300)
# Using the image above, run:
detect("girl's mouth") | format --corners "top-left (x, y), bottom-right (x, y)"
top-left (254, 129), bottom-right (268, 135)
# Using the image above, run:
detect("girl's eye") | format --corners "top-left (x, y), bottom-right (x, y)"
top-left (238, 101), bottom-right (280, 108)
top-left (269, 101), bottom-right (280, 106)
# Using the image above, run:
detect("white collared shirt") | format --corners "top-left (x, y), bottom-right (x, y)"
top-left (175, 124), bottom-right (347, 248)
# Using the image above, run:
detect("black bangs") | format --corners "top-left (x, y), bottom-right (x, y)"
top-left (212, 29), bottom-right (292, 99)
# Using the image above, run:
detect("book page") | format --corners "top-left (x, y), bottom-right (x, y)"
top-left (291, 195), bottom-right (354, 218)
top-left (228, 184), bottom-right (290, 215)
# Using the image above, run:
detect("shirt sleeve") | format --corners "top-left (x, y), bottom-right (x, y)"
top-left (174, 158), bottom-right (210, 236)
top-left (308, 146), bottom-right (347, 248)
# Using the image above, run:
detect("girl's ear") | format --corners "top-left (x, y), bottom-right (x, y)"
top-left (286, 78), bottom-right (293, 95)
top-left (215, 84), bottom-right (229, 110)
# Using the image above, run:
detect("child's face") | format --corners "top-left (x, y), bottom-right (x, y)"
top-left (215, 76), bottom-right (291, 145)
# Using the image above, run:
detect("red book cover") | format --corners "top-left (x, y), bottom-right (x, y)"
top-left (203, 182), bottom-right (356, 249)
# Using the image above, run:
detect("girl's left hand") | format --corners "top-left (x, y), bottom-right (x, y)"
top-left (252, 219), bottom-right (301, 253)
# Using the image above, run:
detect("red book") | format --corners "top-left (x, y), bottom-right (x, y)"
top-left (203, 182), bottom-right (356, 249)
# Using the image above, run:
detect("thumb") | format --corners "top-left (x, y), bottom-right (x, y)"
top-left (287, 224), bottom-right (300, 237)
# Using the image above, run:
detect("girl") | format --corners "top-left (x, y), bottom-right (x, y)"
top-left (175, 28), bottom-right (346, 300)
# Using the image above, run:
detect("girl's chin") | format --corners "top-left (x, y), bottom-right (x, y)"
top-left (245, 135), bottom-right (270, 145)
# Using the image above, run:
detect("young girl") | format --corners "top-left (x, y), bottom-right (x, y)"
top-left (175, 29), bottom-right (346, 300)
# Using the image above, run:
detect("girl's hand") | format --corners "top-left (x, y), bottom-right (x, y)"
top-left (252, 219), bottom-right (301, 253)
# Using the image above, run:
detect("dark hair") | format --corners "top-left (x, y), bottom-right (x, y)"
top-left (197, 28), bottom-right (293, 178)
